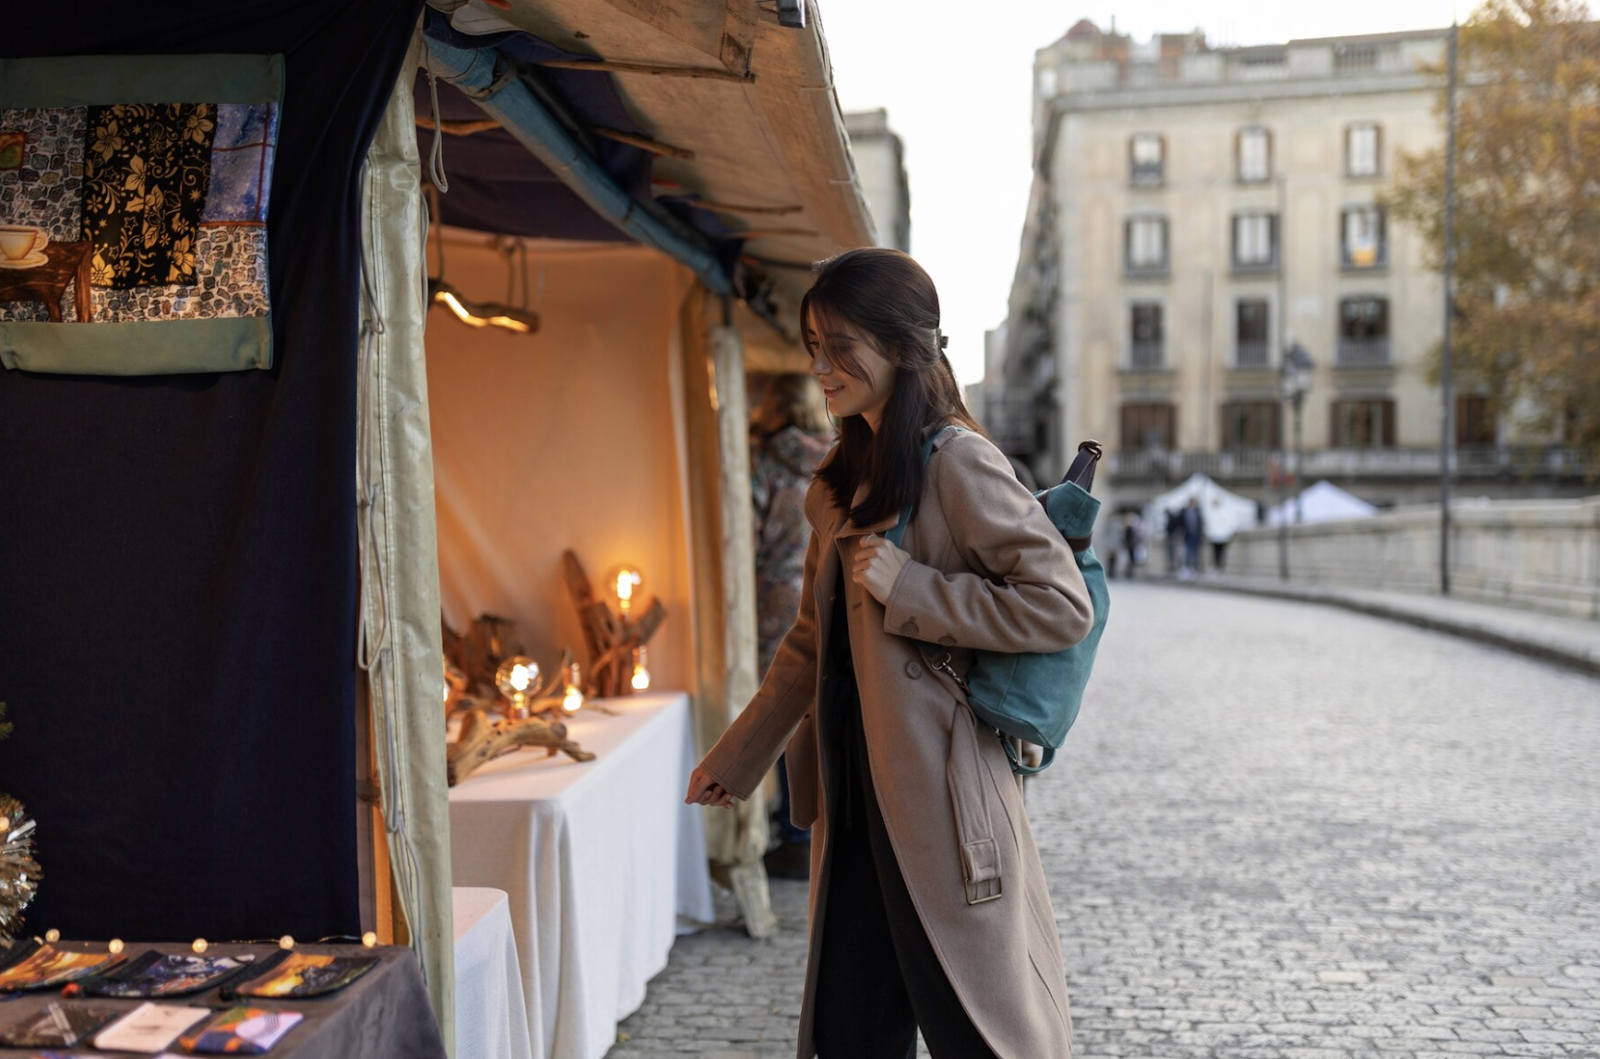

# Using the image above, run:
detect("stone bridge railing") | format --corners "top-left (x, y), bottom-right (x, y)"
top-left (1227, 495), bottom-right (1600, 620)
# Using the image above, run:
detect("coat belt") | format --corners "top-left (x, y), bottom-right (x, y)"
top-left (945, 687), bottom-right (1004, 906)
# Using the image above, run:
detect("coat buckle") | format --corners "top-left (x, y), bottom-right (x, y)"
top-left (965, 876), bottom-right (1002, 905)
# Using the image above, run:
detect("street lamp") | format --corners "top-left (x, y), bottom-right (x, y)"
top-left (1277, 341), bottom-right (1314, 580)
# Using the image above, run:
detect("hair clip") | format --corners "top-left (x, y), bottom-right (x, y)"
top-left (938, 335), bottom-right (949, 350)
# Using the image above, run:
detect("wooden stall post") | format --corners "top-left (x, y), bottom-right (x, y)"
top-left (678, 285), bottom-right (775, 938)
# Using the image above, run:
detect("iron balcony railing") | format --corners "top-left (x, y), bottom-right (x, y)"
top-left (1108, 445), bottom-right (1599, 482)
top-left (1336, 338), bottom-right (1392, 368)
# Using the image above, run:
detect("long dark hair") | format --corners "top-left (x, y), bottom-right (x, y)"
top-left (801, 248), bottom-right (984, 528)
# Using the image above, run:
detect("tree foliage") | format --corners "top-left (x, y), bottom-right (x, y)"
top-left (1387, 0), bottom-right (1600, 452)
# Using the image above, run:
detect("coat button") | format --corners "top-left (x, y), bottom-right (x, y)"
top-left (938, 635), bottom-right (956, 646)
top-left (905, 661), bottom-right (922, 679)
top-left (901, 619), bottom-right (918, 635)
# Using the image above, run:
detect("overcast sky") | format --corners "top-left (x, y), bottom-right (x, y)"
top-left (818, 1), bottom-right (1465, 384)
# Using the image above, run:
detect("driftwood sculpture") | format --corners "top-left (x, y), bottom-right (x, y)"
top-left (447, 706), bottom-right (596, 786)
top-left (562, 551), bottom-right (666, 698)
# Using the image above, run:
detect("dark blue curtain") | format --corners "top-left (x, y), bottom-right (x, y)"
top-left (0, 0), bottom-right (424, 940)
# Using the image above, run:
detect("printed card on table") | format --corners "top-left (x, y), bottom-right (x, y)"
top-left (179, 1006), bottom-right (303, 1055)
top-left (93, 1001), bottom-right (210, 1054)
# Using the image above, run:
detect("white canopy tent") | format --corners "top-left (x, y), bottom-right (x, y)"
top-left (1143, 473), bottom-right (1260, 540)
top-left (1267, 480), bottom-right (1379, 527)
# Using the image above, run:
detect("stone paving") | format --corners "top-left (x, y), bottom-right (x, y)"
top-left (613, 583), bottom-right (1600, 1058)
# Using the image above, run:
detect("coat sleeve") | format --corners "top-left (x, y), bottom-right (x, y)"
top-left (698, 515), bottom-right (823, 800)
top-left (882, 432), bottom-right (1093, 653)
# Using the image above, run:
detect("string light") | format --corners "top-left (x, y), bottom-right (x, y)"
top-left (192, 938), bottom-right (208, 953)
top-left (108, 939), bottom-right (124, 954)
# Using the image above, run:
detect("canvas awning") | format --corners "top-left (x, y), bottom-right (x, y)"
top-left (418, 0), bottom-right (875, 339)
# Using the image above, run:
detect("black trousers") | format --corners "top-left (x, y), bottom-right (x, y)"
top-left (812, 688), bottom-right (999, 1059)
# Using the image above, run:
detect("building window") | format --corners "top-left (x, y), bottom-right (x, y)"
top-left (1129, 303), bottom-right (1164, 368)
top-left (1337, 296), bottom-right (1390, 366)
top-left (1341, 205), bottom-right (1386, 268)
top-left (1331, 398), bottom-right (1396, 448)
top-left (1129, 133), bottom-right (1165, 187)
top-left (1232, 212), bottom-right (1278, 270)
top-left (1236, 126), bottom-right (1272, 183)
top-left (1346, 122), bottom-right (1382, 177)
top-left (1125, 216), bottom-right (1169, 274)
top-left (1220, 401), bottom-right (1281, 450)
top-left (1235, 299), bottom-right (1271, 367)
top-left (1457, 394), bottom-right (1498, 446)
top-left (1121, 402), bottom-right (1177, 451)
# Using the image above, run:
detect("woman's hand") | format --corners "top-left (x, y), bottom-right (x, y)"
top-left (852, 533), bottom-right (910, 605)
top-left (685, 765), bottom-right (736, 808)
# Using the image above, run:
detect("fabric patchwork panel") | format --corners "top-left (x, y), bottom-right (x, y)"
top-left (0, 53), bottom-right (283, 374)
top-left (83, 103), bottom-right (216, 288)
top-left (204, 103), bottom-right (277, 224)
top-left (0, 106), bottom-right (86, 241)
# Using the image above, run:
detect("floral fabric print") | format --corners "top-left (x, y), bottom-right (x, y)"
top-left (751, 426), bottom-right (834, 676)
top-left (82, 103), bottom-right (216, 288)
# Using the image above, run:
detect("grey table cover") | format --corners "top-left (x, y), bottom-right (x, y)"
top-left (0, 941), bottom-right (446, 1059)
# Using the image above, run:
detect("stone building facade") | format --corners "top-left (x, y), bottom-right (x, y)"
top-left (989, 20), bottom-right (1592, 513)
top-left (844, 108), bottom-right (911, 253)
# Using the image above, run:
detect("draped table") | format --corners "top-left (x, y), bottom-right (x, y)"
top-left (448, 691), bottom-right (714, 1059)
top-left (452, 888), bottom-right (532, 1059)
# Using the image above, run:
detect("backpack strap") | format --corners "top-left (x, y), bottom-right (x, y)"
top-left (885, 425), bottom-right (962, 549)
top-left (1060, 440), bottom-right (1103, 553)
top-left (1061, 439), bottom-right (1103, 491)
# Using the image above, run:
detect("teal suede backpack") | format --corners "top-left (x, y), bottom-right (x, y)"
top-left (887, 429), bottom-right (1110, 775)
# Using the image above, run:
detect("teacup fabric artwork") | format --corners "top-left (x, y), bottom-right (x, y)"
top-left (0, 54), bottom-right (282, 374)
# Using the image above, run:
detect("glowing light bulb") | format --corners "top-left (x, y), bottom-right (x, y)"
top-left (362, 931), bottom-right (378, 948)
top-left (610, 566), bottom-right (644, 614)
top-left (631, 645), bottom-right (651, 691)
top-left (109, 939), bottom-right (124, 954)
top-left (279, 936), bottom-right (296, 950)
top-left (44, 929), bottom-right (60, 943)
top-left (192, 938), bottom-right (208, 953)
top-left (495, 656), bottom-right (541, 718)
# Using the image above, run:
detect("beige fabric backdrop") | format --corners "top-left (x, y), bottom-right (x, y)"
top-left (360, 26), bottom-right (455, 1049)
top-left (425, 237), bottom-right (696, 693)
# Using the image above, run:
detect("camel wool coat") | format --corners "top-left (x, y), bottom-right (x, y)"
top-left (699, 427), bottom-right (1094, 1059)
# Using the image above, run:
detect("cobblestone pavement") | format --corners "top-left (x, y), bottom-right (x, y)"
top-left (613, 583), bottom-right (1600, 1058)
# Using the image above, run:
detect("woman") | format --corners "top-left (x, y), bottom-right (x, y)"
top-left (685, 248), bottom-right (1093, 1059)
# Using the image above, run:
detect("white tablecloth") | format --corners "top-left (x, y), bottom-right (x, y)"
top-left (453, 887), bottom-right (534, 1059)
top-left (449, 691), bottom-right (715, 1059)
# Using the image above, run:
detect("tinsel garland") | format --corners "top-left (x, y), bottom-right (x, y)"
top-left (0, 793), bottom-right (41, 941)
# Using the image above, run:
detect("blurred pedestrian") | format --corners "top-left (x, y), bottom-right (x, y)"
top-left (1112, 510), bottom-right (1144, 579)
top-left (1205, 494), bottom-right (1236, 575)
top-left (1180, 496), bottom-right (1205, 579)
top-left (750, 372), bottom-right (834, 877)
top-left (1164, 506), bottom-right (1182, 575)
